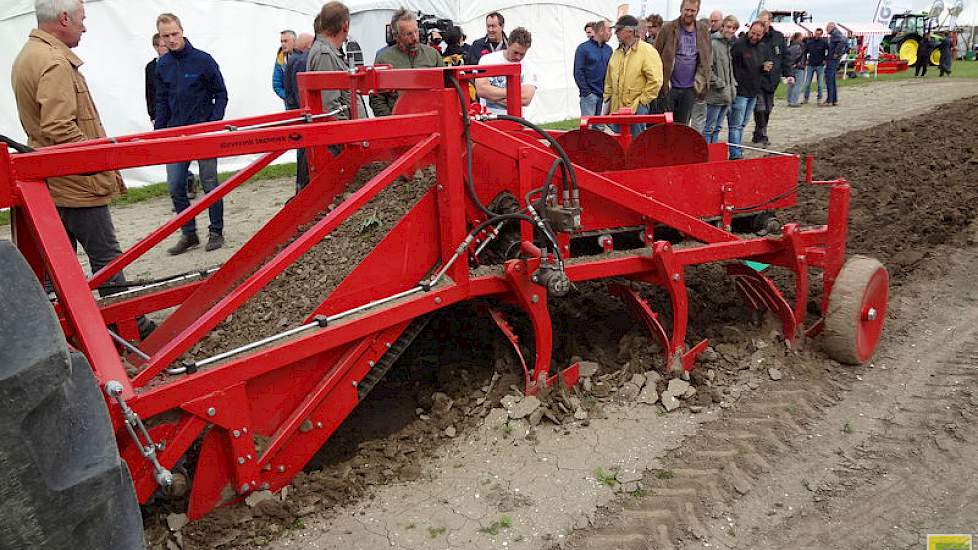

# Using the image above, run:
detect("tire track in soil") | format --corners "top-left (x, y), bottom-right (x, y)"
top-left (564, 244), bottom-right (978, 550)
top-left (563, 96), bottom-right (978, 550)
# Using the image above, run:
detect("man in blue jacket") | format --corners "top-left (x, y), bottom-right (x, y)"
top-left (825, 22), bottom-right (848, 107)
top-left (273, 30), bottom-right (296, 105)
top-left (573, 20), bottom-right (612, 122)
top-left (155, 12), bottom-right (228, 255)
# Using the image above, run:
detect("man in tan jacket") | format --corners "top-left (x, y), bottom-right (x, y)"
top-left (12, 0), bottom-right (153, 337)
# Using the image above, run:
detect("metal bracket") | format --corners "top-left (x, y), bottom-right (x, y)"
top-left (105, 380), bottom-right (173, 488)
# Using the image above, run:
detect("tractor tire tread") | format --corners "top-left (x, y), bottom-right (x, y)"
top-left (0, 240), bottom-right (144, 550)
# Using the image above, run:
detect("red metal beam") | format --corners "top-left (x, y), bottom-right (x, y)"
top-left (89, 151), bottom-right (280, 289)
top-left (133, 133), bottom-right (441, 386)
top-left (10, 113), bottom-right (440, 181)
top-left (15, 180), bottom-right (134, 398)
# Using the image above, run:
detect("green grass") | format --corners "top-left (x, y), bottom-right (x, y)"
top-left (479, 515), bottom-right (513, 536)
top-left (594, 467), bottom-right (618, 487)
top-left (775, 58), bottom-right (978, 99)
top-left (0, 161), bottom-right (297, 226)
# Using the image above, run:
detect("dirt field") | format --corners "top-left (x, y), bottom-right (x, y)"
top-left (4, 77), bottom-right (977, 550)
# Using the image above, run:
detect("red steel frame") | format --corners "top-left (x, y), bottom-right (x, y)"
top-left (0, 64), bottom-right (852, 519)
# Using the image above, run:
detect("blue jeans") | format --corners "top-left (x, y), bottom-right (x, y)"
top-left (804, 65), bottom-right (825, 101)
top-left (702, 104), bottom-right (728, 144)
top-left (787, 68), bottom-right (806, 105)
top-left (726, 95), bottom-right (756, 159)
top-left (580, 93), bottom-right (601, 118)
top-left (825, 59), bottom-right (840, 104)
top-left (167, 159), bottom-right (222, 236)
top-left (612, 103), bottom-right (650, 138)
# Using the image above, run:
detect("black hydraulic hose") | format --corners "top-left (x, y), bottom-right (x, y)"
top-left (447, 75), bottom-right (498, 218)
top-left (445, 76), bottom-right (563, 265)
top-left (492, 114), bottom-right (579, 200)
top-left (1, 134), bottom-right (35, 154)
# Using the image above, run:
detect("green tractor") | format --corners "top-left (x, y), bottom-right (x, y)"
top-left (883, 10), bottom-right (955, 66)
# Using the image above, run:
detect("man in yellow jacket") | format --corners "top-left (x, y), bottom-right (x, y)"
top-left (603, 15), bottom-right (663, 137)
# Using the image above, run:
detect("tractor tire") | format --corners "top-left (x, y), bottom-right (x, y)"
top-left (0, 240), bottom-right (144, 550)
top-left (931, 48), bottom-right (942, 66)
top-left (822, 255), bottom-right (889, 365)
top-left (898, 36), bottom-right (922, 65)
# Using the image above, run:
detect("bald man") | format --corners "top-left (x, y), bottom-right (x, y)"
top-left (708, 10), bottom-right (723, 33)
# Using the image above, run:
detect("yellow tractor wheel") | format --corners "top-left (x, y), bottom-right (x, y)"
top-left (931, 48), bottom-right (942, 66)
top-left (899, 38), bottom-right (920, 66)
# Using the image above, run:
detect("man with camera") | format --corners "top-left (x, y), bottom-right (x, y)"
top-left (370, 8), bottom-right (445, 117)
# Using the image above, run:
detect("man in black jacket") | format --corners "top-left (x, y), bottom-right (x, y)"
top-left (144, 33), bottom-right (168, 124)
top-left (465, 12), bottom-right (507, 65)
top-left (752, 11), bottom-right (791, 145)
top-left (803, 28), bottom-right (829, 104)
top-left (728, 22), bottom-right (771, 159)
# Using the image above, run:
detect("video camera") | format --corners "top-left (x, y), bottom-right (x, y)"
top-left (385, 12), bottom-right (456, 46)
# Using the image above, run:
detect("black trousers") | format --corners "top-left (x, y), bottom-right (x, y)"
top-left (57, 205), bottom-right (127, 297)
top-left (667, 87), bottom-right (696, 126)
top-left (295, 148), bottom-right (309, 193)
top-left (57, 205), bottom-right (154, 336)
top-left (752, 92), bottom-right (776, 142)
top-left (915, 60), bottom-right (929, 76)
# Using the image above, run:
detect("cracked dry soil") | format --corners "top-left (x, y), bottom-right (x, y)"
top-left (143, 92), bottom-right (978, 550)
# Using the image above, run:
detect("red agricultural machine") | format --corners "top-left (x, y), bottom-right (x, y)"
top-left (0, 65), bottom-right (888, 547)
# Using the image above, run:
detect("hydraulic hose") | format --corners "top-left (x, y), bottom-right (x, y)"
top-left (447, 75), bottom-right (498, 218)
top-left (446, 76), bottom-right (564, 265)
top-left (492, 114), bottom-right (579, 204)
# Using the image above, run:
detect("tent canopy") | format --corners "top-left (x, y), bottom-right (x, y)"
top-left (1, 0), bottom-right (615, 185)
top-left (838, 22), bottom-right (890, 36)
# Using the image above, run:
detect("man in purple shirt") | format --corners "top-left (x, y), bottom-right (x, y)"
top-left (654, 0), bottom-right (711, 125)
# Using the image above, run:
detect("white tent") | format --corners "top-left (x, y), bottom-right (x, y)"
top-left (0, 0), bottom-right (615, 185)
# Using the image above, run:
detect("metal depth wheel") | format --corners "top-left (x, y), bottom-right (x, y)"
top-left (823, 255), bottom-right (889, 365)
top-left (0, 240), bottom-right (144, 550)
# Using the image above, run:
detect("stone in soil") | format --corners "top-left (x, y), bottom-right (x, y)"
top-left (618, 382), bottom-right (641, 401)
top-left (166, 513), bottom-right (189, 532)
top-left (661, 392), bottom-right (681, 412)
top-left (638, 384), bottom-right (659, 405)
top-left (667, 378), bottom-right (690, 396)
top-left (508, 395), bottom-right (541, 419)
top-left (244, 490), bottom-right (276, 508)
top-left (769, 367), bottom-right (783, 381)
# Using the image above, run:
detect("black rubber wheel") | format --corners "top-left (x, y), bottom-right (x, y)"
top-left (0, 240), bottom-right (144, 550)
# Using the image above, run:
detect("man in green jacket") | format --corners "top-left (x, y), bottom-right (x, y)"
top-left (370, 8), bottom-right (444, 116)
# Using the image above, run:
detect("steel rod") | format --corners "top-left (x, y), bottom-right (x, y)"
top-left (730, 143), bottom-right (794, 157)
top-left (97, 267), bottom-right (220, 301)
top-left (175, 285), bottom-right (427, 373)
top-left (217, 108), bottom-right (344, 133)
top-left (107, 329), bottom-right (151, 361)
